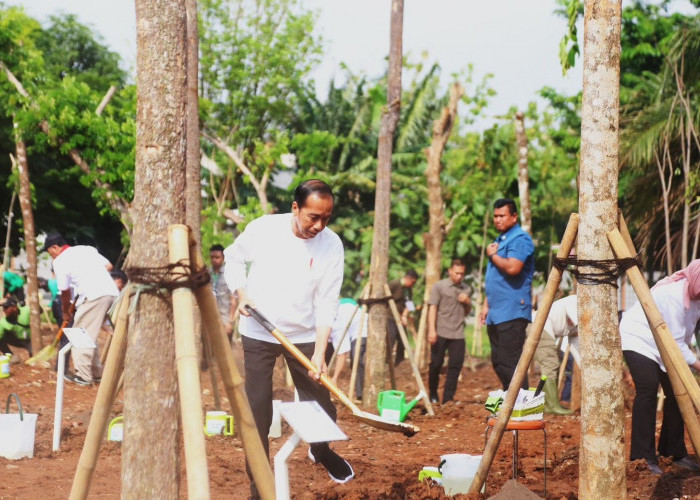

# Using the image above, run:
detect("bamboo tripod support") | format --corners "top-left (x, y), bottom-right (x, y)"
top-left (169, 225), bottom-right (210, 498)
top-left (68, 226), bottom-right (275, 500)
top-left (384, 283), bottom-right (435, 416)
top-left (69, 284), bottom-right (131, 500)
top-left (470, 213), bottom-right (579, 494)
top-left (348, 286), bottom-right (370, 400)
top-left (608, 229), bottom-right (700, 456)
top-left (327, 300), bottom-right (360, 373)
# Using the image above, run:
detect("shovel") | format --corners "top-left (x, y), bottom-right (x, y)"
top-left (245, 305), bottom-right (420, 436)
top-left (26, 296), bottom-right (78, 366)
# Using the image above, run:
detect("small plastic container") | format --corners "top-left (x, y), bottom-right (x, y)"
top-left (0, 354), bottom-right (11, 379)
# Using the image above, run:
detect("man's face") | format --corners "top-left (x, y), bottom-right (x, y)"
top-left (291, 193), bottom-right (334, 240)
top-left (403, 276), bottom-right (417, 288)
top-left (210, 250), bottom-right (224, 270)
top-left (47, 245), bottom-right (61, 259)
top-left (493, 205), bottom-right (518, 233)
top-left (448, 264), bottom-right (466, 285)
top-left (113, 278), bottom-right (125, 291)
top-left (2, 305), bottom-right (18, 320)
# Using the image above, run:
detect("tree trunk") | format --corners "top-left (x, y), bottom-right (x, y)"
top-left (122, 0), bottom-right (188, 496)
top-left (416, 83), bottom-right (463, 366)
top-left (514, 111), bottom-right (532, 235)
top-left (364, 0), bottom-right (403, 407)
top-left (11, 135), bottom-right (43, 354)
top-left (578, 1), bottom-right (626, 498)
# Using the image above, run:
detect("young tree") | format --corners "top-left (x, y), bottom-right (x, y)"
top-left (122, 0), bottom-right (188, 495)
top-left (578, 1), bottom-right (626, 497)
top-left (364, 0), bottom-right (404, 406)
top-left (514, 111), bottom-right (532, 234)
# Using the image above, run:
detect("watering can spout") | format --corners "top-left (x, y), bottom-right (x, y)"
top-left (400, 390), bottom-right (425, 421)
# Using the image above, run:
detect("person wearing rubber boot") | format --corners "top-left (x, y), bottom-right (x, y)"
top-left (225, 179), bottom-right (353, 498)
top-left (533, 294), bottom-right (576, 415)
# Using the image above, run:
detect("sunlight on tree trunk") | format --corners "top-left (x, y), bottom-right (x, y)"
top-left (122, 0), bottom-right (188, 496)
top-left (364, 0), bottom-right (404, 407)
top-left (11, 135), bottom-right (43, 354)
top-left (578, 1), bottom-right (627, 497)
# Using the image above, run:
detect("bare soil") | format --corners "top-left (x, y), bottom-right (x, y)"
top-left (1, 327), bottom-right (699, 499)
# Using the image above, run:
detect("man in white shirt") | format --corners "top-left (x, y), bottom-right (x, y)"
top-left (43, 233), bottom-right (119, 386)
top-left (225, 180), bottom-right (353, 496)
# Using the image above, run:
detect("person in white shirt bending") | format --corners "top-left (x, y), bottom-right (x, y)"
top-left (225, 179), bottom-right (353, 497)
top-left (42, 233), bottom-right (119, 386)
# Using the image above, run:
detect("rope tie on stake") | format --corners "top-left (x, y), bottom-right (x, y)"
top-left (357, 295), bottom-right (392, 306)
top-left (123, 261), bottom-right (211, 315)
top-left (552, 255), bottom-right (640, 287)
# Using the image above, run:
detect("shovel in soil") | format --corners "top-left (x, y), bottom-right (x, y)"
top-left (245, 305), bottom-right (420, 437)
top-left (26, 296), bottom-right (78, 366)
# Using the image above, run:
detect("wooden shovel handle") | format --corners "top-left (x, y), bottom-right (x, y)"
top-left (244, 305), bottom-right (362, 414)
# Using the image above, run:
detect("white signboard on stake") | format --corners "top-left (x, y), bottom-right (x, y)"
top-left (62, 328), bottom-right (96, 349)
top-left (279, 401), bottom-right (347, 443)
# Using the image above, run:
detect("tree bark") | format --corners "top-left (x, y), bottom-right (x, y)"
top-left (364, 0), bottom-right (403, 407)
top-left (514, 111), bottom-right (532, 235)
top-left (11, 136), bottom-right (43, 354)
top-left (415, 83), bottom-right (463, 367)
top-left (578, 1), bottom-right (626, 497)
top-left (122, 0), bottom-right (188, 496)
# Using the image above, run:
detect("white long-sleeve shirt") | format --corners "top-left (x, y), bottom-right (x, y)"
top-left (620, 280), bottom-right (700, 371)
top-left (224, 213), bottom-right (344, 344)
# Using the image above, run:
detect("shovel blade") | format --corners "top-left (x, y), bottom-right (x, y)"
top-left (25, 344), bottom-right (58, 366)
top-left (353, 410), bottom-right (420, 436)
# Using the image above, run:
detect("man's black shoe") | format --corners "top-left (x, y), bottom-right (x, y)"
top-left (646, 459), bottom-right (662, 475)
top-left (64, 373), bottom-right (92, 386)
top-left (309, 447), bottom-right (354, 484)
top-left (674, 456), bottom-right (700, 472)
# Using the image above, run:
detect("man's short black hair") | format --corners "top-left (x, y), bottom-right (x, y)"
top-left (450, 258), bottom-right (465, 269)
top-left (405, 269), bottom-right (419, 280)
top-left (1, 297), bottom-right (18, 309)
top-left (209, 244), bottom-right (225, 253)
top-left (41, 232), bottom-right (67, 252)
top-left (110, 269), bottom-right (128, 282)
top-left (493, 198), bottom-right (517, 215)
top-left (294, 179), bottom-right (333, 208)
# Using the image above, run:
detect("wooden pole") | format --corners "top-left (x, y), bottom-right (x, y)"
top-left (328, 300), bottom-right (360, 372)
top-left (188, 231), bottom-right (275, 500)
top-left (384, 283), bottom-right (434, 416)
top-left (558, 342), bottom-right (571, 396)
top-left (608, 229), bottom-right (700, 454)
top-left (168, 225), bottom-right (210, 499)
top-left (349, 286), bottom-right (370, 401)
top-left (202, 330), bottom-right (222, 410)
top-left (69, 288), bottom-right (131, 500)
top-left (470, 213), bottom-right (579, 493)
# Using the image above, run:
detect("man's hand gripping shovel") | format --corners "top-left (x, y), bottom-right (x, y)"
top-left (26, 296), bottom-right (79, 366)
top-left (245, 305), bottom-right (420, 436)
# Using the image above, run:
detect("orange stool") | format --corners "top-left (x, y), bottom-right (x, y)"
top-left (484, 417), bottom-right (547, 497)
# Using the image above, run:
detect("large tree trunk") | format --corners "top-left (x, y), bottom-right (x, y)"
top-left (415, 83), bottom-right (463, 368)
top-left (122, 0), bottom-right (188, 496)
top-left (514, 111), bottom-right (532, 234)
top-left (578, 1), bottom-right (626, 498)
top-left (12, 134), bottom-right (43, 354)
top-left (364, 0), bottom-right (403, 407)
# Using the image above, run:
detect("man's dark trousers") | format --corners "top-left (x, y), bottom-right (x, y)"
top-left (242, 336), bottom-right (337, 498)
top-left (487, 318), bottom-right (529, 390)
top-left (428, 336), bottom-right (465, 403)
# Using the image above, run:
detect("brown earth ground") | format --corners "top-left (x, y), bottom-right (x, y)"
top-left (1, 325), bottom-right (699, 499)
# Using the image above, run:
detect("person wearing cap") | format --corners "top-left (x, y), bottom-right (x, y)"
top-left (620, 259), bottom-right (700, 474)
top-left (0, 298), bottom-right (32, 356)
top-left (2, 268), bottom-right (26, 305)
top-left (42, 233), bottom-right (119, 386)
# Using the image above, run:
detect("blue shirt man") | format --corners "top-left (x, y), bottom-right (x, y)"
top-left (480, 198), bottom-right (535, 390)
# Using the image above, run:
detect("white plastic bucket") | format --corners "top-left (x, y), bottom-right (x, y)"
top-left (439, 453), bottom-right (483, 495)
top-left (0, 355), bottom-right (10, 378)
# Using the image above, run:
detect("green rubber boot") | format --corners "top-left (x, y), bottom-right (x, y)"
top-left (543, 378), bottom-right (573, 415)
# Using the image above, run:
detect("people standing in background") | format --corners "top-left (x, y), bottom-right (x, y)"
top-left (427, 259), bottom-right (471, 404)
top-left (387, 269), bottom-right (418, 365)
top-left (0, 297), bottom-right (32, 356)
top-left (209, 244), bottom-right (236, 339)
top-left (480, 198), bottom-right (535, 390)
top-left (620, 260), bottom-right (700, 474)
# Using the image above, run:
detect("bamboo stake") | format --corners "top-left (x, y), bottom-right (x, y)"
top-left (202, 329), bottom-right (222, 410)
top-left (608, 228), bottom-right (700, 455)
top-left (187, 231), bottom-right (275, 500)
top-left (384, 284), bottom-right (434, 416)
top-left (414, 304), bottom-right (429, 370)
top-left (169, 225), bottom-right (210, 499)
top-left (470, 213), bottom-right (579, 494)
top-left (349, 285), bottom-right (370, 401)
top-left (69, 288), bottom-right (131, 500)
top-left (558, 342), bottom-right (571, 396)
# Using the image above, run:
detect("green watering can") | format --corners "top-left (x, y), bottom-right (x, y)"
top-left (377, 390), bottom-right (424, 422)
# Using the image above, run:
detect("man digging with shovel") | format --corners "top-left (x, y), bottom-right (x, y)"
top-left (224, 179), bottom-right (353, 498)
